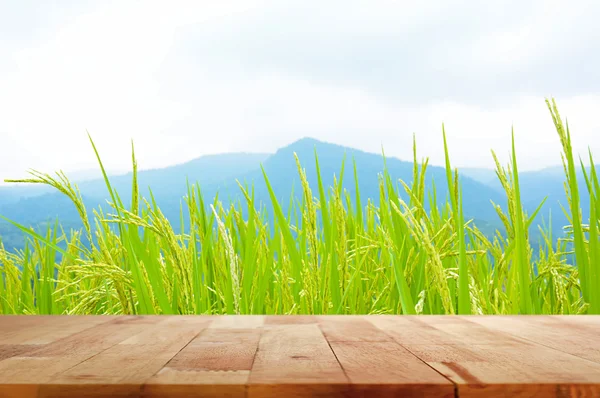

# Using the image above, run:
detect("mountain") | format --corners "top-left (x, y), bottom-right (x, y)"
top-left (460, 167), bottom-right (500, 189)
top-left (0, 137), bottom-right (582, 251)
top-left (0, 185), bottom-right (54, 206)
top-left (219, 138), bottom-right (504, 220)
top-left (463, 164), bottom-right (596, 237)
top-left (0, 152), bottom-right (270, 249)
top-left (0, 168), bottom-right (124, 206)
top-left (78, 153), bottom-right (270, 199)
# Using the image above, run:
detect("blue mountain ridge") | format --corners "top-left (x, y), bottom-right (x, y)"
top-left (0, 137), bottom-right (581, 251)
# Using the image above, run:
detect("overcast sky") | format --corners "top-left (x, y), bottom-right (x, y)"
top-left (2, 0), bottom-right (600, 184)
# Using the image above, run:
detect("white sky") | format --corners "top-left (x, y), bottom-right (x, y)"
top-left (1, 0), bottom-right (600, 184)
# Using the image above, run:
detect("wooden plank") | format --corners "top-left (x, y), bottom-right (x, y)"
top-left (329, 341), bottom-right (454, 397)
top-left (171, 329), bottom-right (261, 371)
top-left (265, 315), bottom-right (317, 325)
top-left (0, 315), bottom-right (114, 344)
top-left (0, 384), bottom-right (40, 398)
top-left (467, 315), bottom-right (600, 364)
top-left (144, 369), bottom-right (250, 398)
top-left (144, 318), bottom-right (262, 398)
top-left (248, 324), bottom-right (349, 397)
top-left (38, 317), bottom-right (211, 397)
top-left (0, 316), bottom-right (49, 336)
top-left (22, 316), bottom-right (159, 358)
top-left (0, 315), bottom-right (599, 397)
top-left (208, 315), bottom-right (264, 329)
top-left (373, 316), bottom-right (600, 397)
top-left (369, 316), bottom-right (461, 345)
top-left (0, 344), bottom-right (41, 361)
top-left (25, 316), bottom-right (116, 344)
top-left (0, 316), bottom-right (159, 386)
top-left (426, 344), bottom-right (600, 397)
top-left (369, 315), bottom-right (522, 345)
top-left (319, 316), bottom-right (393, 342)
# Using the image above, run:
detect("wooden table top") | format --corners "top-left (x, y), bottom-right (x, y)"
top-left (0, 315), bottom-right (599, 397)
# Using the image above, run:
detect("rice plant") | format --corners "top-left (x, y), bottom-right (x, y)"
top-left (0, 98), bottom-right (598, 315)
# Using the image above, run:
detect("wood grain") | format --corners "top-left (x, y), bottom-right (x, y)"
top-left (0, 315), bottom-right (599, 397)
top-left (319, 315), bottom-right (393, 342)
top-left (329, 341), bottom-right (454, 397)
top-left (248, 324), bottom-right (348, 397)
top-left (371, 316), bottom-right (600, 397)
top-left (0, 316), bottom-right (114, 345)
top-left (0, 316), bottom-right (158, 387)
top-left (466, 315), bottom-right (600, 364)
top-left (145, 317), bottom-right (263, 398)
top-left (39, 317), bottom-right (211, 397)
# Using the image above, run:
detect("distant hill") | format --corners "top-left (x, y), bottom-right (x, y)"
top-left (0, 137), bottom-right (586, 251)
top-left (0, 152), bottom-right (270, 249)
top-left (75, 152), bottom-right (270, 202)
top-left (222, 138), bottom-right (504, 220)
top-left (0, 168), bottom-right (124, 206)
top-left (462, 164), bottom-right (596, 239)
top-left (460, 167), bottom-right (500, 189)
top-left (0, 185), bottom-right (54, 206)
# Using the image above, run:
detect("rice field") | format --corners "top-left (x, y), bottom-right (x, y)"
top-left (0, 98), bottom-right (599, 315)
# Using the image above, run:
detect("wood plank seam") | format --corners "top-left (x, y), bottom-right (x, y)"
top-left (367, 316), bottom-right (600, 397)
top-left (318, 324), bottom-right (352, 385)
top-left (141, 316), bottom-right (262, 397)
top-left (39, 316), bottom-right (202, 395)
top-left (459, 317), bottom-right (600, 366)
top-left (248, 323), bottom-right (350, 397)
top-left (40, 319), bottom-right (149, 395)
top-left (364, 321), bottom-right (460, 398)
top-left (16, 316), bottom-right (141, 377)
top-left (139, 317), bottom-right (215, 396)
top-left (2, 316), bottom-right (600, 397)
top-left (401, 343), bottom-right (460, 398)
top-left (244, 324), bottom-right (263, 398)
top-left (318, 318), bottom-right (457, 397)
top-left (0, 315), bottom-right (116, 346)
top-left (148, 317), bottom-right (216, 373)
